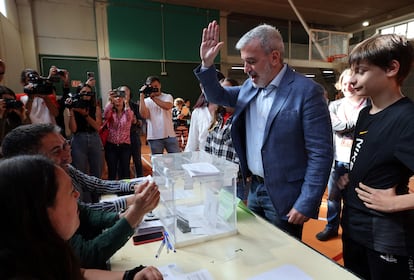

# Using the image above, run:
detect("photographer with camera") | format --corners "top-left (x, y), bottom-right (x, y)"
top-left (119, 85), bottom-right (145, 178)
top-left (55, 68), bottom-right (72, 137)
top-left (19, 66), bottom-right (60, 124)
top-left (104, 88), bottom-right (134, 180)
top-left (139, 75), bottom-right (180, 154)
top-left (67, 83), bottom-right (104, 202)
top-left (0, 86), bottom-right (29, 146)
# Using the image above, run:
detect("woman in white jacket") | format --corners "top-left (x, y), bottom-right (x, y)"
top-left (184, 89), bottom-right (216, 152)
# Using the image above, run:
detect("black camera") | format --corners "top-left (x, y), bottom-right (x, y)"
top-left (140, 85), bottom-right (158, 97)
top-left (64, 92), bottom-right (93, 109)
top-left (111, 89), bottom-right (126, 98)
top-left (24, 72), bottom-right (54, 95)
top-left (47, 68), bottom-right (66, 83)
top-left (56, 68), bottom-right (66, 76)
top-left (4, 99), bottom-right (23, 109)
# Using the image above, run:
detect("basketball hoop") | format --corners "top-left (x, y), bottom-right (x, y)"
top-left (327, 54), bottom-right (347, 62)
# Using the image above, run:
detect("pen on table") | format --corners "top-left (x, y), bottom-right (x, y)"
top-left (155, 238), bottom-right (165, 258)
top-left (164, 231), bottom-right (176, 253)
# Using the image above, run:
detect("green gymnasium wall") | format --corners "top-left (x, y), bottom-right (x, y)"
top-left (109, 60), bottom-right (205, 103)
top-left (107, 0), bottom-right (220, 104)
top-left (39, 1), bottom-right (220, 105)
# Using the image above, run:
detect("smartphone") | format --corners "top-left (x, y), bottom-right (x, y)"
top-left (87, 71), bottom-right (95, 79)
top-left (133, 231), bottom-right (164, 245)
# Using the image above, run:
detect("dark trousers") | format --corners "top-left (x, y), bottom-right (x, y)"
top-left (130, 130), bottom-right (143, 177)
top-left (343, 237), bottom-right (414, 280)
top-left (105, 142), bottom-right (131, 180)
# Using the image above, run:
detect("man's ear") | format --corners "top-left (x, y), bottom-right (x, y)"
top-left (271, 50), bottom-right (281, 66)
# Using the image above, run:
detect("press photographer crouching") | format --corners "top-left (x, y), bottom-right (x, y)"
top-left (19, 67), bottom-right (60, 124)
top-left (0, 86), bottom-right (28, 146)
top-left (67, 83), bottom-right (104, 201)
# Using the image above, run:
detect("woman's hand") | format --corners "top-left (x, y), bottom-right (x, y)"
top-left (123, 181), bottom-right (160, 228)
top-left (133, 181), bottom-right (160, 214)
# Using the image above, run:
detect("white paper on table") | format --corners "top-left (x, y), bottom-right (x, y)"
top-left (158, 265), bottom-right (214, 280)
top-left (247, 264), bottom-right (312, 280)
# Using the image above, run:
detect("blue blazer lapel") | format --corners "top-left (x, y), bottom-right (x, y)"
top-left (233, 83), bottom-right (260, 123)
top-left (262, 88), bottom-right (290, 143)
top-left (262, 68), bottom-right (294, 143)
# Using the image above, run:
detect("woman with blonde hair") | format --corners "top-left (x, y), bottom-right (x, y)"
top-left (172, 97), bottom-right (190, 151)
top-left (316, 68), bottom-right (369, 241)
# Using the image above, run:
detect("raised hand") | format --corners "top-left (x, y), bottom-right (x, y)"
top-left (200, 20), bottom-right (224, 68)
top-left (134, 181), bottom-right (160, 214)
top-left (123, 181), bottom-right (160, 228)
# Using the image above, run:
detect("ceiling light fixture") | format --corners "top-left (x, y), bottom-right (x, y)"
top-left (362, 21), bottom-right (370, 27)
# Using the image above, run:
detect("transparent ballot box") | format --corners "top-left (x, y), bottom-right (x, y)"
top-left (152, 151), bottom-right (239, 248)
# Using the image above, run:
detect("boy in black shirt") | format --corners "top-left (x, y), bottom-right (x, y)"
top-left (341, 34), bottom-right (414, 279)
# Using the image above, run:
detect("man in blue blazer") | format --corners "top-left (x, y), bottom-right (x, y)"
top-left (194, 21), bottom-right (333, 239)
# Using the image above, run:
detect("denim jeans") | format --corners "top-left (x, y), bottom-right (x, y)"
top-left (148, 137), bottom-right (180, 154)
top-left (326, 160), bottom-right (349, 232)
top-left (130, 130), bottom-right (143, 177)
top-left (71, 131), bottom-right (104, 203)
top-left (237, 179), bottom-right (248, 202)
top-left (105, 142), bottom-right (131, 180)
top-left (247, 178), bottom-right (303, 239)
top-left (71, 131), bottom-right (103, 178)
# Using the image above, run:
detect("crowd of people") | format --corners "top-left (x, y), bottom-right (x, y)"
top-left (0, 19), bottom-right (414, 280)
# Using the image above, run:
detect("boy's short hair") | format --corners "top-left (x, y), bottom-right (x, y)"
top-left (349, 34), bottom-right (414, 85)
